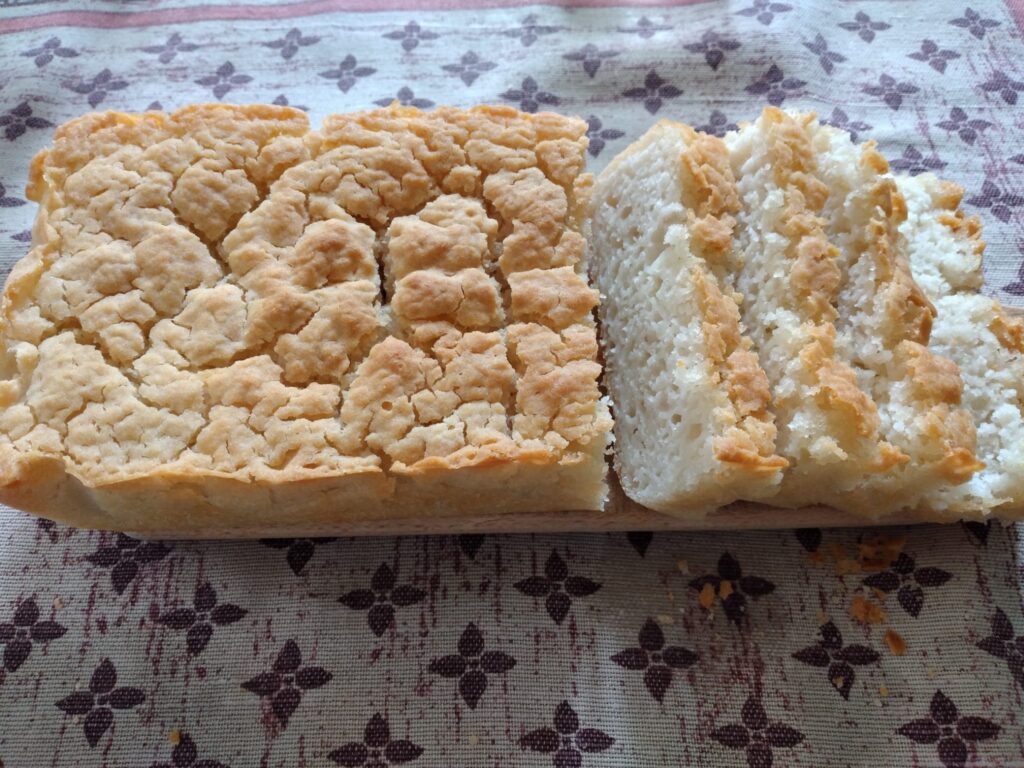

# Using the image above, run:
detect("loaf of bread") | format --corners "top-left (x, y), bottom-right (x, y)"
top-left (592, 107), bottom-right (983, 518)
top-left (0, 104), bottom-right (612, 532)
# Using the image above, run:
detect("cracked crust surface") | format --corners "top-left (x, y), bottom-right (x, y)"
top-left (0, 103), bottom-right (611, 531)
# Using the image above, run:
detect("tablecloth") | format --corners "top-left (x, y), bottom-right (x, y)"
top-left (1, 0), bottom-right (1023, 765)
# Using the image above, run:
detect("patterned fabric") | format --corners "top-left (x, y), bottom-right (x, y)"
top-left (1, 1), bottom-right (1024, 765)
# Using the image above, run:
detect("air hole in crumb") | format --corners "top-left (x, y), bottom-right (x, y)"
top-left (671, 414), bottom-right (682, 425)
top-left (381, 401), bottom-right (393, 411)
top-left (688, 424), bottom-right (702, 440)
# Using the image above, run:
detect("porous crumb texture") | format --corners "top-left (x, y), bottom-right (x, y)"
top-left (898, 175), bottom-right (1024, 519)
top-left (0, 103), bottom-right (612, 530)
top-left (593, 108), bottom-right (985, 518)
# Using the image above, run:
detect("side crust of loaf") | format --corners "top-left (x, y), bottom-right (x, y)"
top-left (0, 104), bottom-right (612, 529)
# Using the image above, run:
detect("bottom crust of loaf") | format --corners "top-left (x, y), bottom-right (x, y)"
top-left (0, 438), bottom-right (610, 534)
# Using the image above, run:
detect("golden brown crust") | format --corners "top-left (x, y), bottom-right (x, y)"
top-left (0, 103), bottom-right (611, 525)
top-left (800, 324), bottom-right (883, 440)
top-left (763, 108), bottom-right (841, 322)
top-left (990, 310), bottom-right (1024, 353)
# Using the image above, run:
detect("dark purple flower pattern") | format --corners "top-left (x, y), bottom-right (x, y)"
top-left (457, 534), bottom-right (485, 559)
top-left (585, 115), bottom-right (625, 158)
top-left (241, 640), bottom-right (332, 727)
top-left (821, 107), bottom-right (872, 142)
top-left (966, 179), bottom-right (1024, 223)
top-left (1010, 154), bottom-right (1024, 166)
top-left (503, 14), bottom-right (563, 47)
top-left (85, 534), bottom-right (171, 595)
top-left (962, 520), bottom-right (992, 545)
top-left (794, 528), bottom-right (822, 553)
top-left (889, 146), bottom-right (947, 176)
top-left (950, 8), bottom-right (1001, 39)
top-left (141, 33), bottom-right (199, 64)
top-left (0, 181), bottom-right (27, 208)
top-left (736, 0), bottom-right (793, 26)
top-left (617, 16), bottom-right (672, 39)
top-left (711, 695), bottom-right (805, 767)
top-left (383, 21), bottom-right (438, 53)
top-left (862, 553), bottom-right (952, 617)
top-left (339, 563), bottom-right (426, 637)
top-left (319, 56), bottom-right (376, 93)
top-left (862, 74), bottom-right (919, 110)
top-left (195, 62), bottom-right (251, 100)
top-left (11, 230), bottom-right (33, 242)
top-left (611, 618), bottom-right (698, 702)
top-left (36, 517), bottom-right (59, 541)
top-left (792, 621), bottom-right (879, 699)
top-left (55, 659), bottom-right (146, 748)
top-left (1004, 256), bottom-right (1024, 296)
top-left (157, 582), bottom-right (247, 655)
top-left (690, 552), bottom-right (775, 624)
top-left (0, 597), bottom-right (66, 673)
top-left (909, 39), bottom-right (961, 73)
top-left (65, 68), bottom-right (128, 107)
top-left (151, 732), bottom-right (227, 768)
top-left (520, 700), bottom-right (614, 767)
top-left (428, 622), bottom-right (515, 709)
top-left (563, 44), bottom-right (619, 78)
top-left (803, 33), bottom-right (846, 75)
top-left (622, 70), bottom-right (683, 115)
top-left (500, 77), bottom-right (559, 113)
top-left (375, 86), bottom-right (434, 109)
top-left (980, 70), bottom-right (1024, 105)
top-left (745, 64), bottom-right (806, 106)
top-left (684, 30), bottom-right (741, 71)
top-left (697, 109), bottom-right (738, 137)
top-left (261, 537), bottom-right (337, 575)
top-left (625, 530), bottom-right (653, 556)
top-left (937, 107), bottom-right (992, 145)
top-left (329, 713), bottom-right (423, 766)
top-left (897, 691), bottom-right (1000, 768)
top-left (21, 36), bottom-right (78, 67)
top-left (442, 52), bottom-right (496, 87)
top-left (977, 608), bottom-right (1024, 688)
top-left (0, 101), bottom-right (53, 141)
top-left (514, 550), bottom-right (601, 625)
top-left (272, 94), bottom-right (309, 111)
top-left (263, 28), bottom-right (320, 60)
top-left (839, 11), bottom-right (891, 42)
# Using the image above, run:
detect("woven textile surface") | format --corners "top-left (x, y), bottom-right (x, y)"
top-left (1, 1), bottom-right (1023, 765)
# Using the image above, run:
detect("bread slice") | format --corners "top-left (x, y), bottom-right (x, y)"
top-left (589, 120), bottom-right (786, 513)
top-left (804, 118), bottom-right (980, 515)
top-left (0, 103), bottom-right (611, 533)
top-left (897, 174), bottom-right (1024, 518)
top-left (724, 108), bottom-right (907, 510)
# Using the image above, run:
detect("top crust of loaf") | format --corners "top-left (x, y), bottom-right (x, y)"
top-left (0, 103), bottom-right (611, 518)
